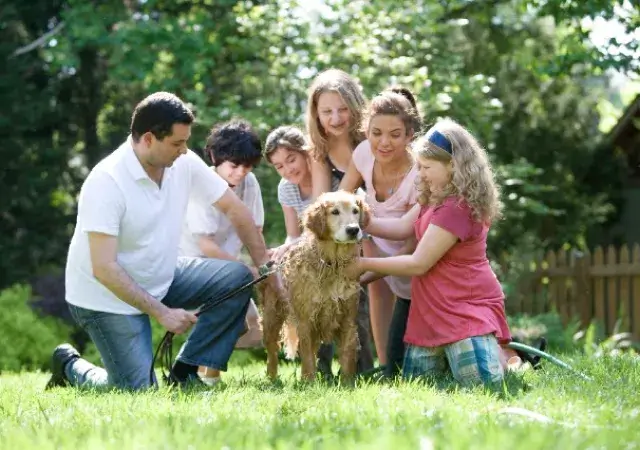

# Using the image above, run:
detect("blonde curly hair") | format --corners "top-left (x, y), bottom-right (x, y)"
top-left (412, 118), bottom-right (503, 223)
top-left (305, 69), bottom-right (366, 161)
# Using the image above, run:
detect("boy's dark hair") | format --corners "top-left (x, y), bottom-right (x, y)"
top-left (205, 119), bottom-right (262, 167)
top-left (130, 92), bottom-right (195, 142)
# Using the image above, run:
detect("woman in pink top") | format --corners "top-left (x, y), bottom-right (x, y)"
top-left (346, 118), bottom-right (512, 387)
top-left (340, 89), bottom-right (421, 374)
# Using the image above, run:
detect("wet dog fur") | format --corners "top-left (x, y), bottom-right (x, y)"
top-left (258, 190), bottom-right (370, 383)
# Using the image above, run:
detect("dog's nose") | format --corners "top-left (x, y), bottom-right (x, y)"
top-left (345, 225), bottom-right (360, 238)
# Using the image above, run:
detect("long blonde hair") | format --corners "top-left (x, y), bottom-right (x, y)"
top-left (305, 69), bottom-right (366, 161)
top-left (413, 118), bottom-right (503, 223)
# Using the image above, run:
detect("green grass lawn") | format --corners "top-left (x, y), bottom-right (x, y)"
top-left (0, 352), bottom-right (639, 450)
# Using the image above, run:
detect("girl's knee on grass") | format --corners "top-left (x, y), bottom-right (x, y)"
top-left (402, 334), bottom-right (505, 388)
top-left (401, 344), bottom-right (447, 380)
top-left (444, 334), bottom-right (504, 387)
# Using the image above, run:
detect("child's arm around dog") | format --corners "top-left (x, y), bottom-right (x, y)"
top-left (359, 235), bottom-right (417, 285)
top-left (348, 210), bottom-right (459, 279)
top-left (363, 203), bottom-right (421, 241)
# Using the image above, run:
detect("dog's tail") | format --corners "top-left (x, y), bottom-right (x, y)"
top-left (282, 321), bottom-right (299, 360)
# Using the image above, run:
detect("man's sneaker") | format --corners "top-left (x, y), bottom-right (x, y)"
top-left (165, 372), bottom-right (208, 390)
top-left (45, 343), bottom-right (80, 390)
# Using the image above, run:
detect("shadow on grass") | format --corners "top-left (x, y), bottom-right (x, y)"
top-left (350, 365), bottom-right (532, 399)
top-left (46, 361), bottom-right (532, 401)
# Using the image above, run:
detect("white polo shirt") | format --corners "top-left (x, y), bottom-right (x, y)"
top-left (65, 137), bottom-right (229, 315)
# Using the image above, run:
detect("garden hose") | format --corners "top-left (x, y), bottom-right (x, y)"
top-left (357, 342), bottom-right (593, 381)
top-left (505, 341), bottom-right (593, 381)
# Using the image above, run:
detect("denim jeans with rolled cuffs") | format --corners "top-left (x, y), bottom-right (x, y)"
top-left (65, 257), bottom-right (252, 390)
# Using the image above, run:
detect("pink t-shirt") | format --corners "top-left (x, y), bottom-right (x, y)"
top-left (405, 196), bottom-right (512, 348)
top-left (352, 140), bottom-right (418, 299)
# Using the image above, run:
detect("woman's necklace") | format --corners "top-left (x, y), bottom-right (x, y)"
top-left (376, 158), bottom-right (412, 196)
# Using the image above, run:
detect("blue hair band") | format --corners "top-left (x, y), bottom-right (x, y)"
top-left (427, 129), bottom-right (453, 154)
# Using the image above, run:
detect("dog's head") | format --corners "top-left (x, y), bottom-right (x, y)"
top-left (303, 190), bottom-right (371, 243)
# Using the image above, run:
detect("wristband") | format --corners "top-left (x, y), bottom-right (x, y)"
top-left (258, 261), bottom-right (276, 276)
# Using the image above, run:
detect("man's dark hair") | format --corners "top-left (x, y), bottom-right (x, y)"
top-left (130, 92), bottom-right (195, 142)
top-left (205, 119), bottom-right (262, 167)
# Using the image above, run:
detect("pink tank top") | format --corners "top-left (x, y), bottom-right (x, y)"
top-left (352, 140), bottom-right (418, 299)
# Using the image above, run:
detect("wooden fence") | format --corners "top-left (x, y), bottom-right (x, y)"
top-left (504, 244), bottom-right (640, 340)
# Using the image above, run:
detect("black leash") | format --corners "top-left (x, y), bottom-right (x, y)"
top-left (149, 261), bottom-right (277, 386)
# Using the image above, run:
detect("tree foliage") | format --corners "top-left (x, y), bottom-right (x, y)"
top-left (1, 1), bottom-right (80, 287)
top-left (1, 0), bottom-right (637, 289)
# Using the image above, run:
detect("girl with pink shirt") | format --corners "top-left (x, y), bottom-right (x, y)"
top-left (346, 118), bottom-right (513, 387)
top-left (340, 89), bottom-right (421, 376)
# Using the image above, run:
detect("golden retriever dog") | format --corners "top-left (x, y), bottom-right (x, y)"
top-left (259, 190), bottom-right (370, 383)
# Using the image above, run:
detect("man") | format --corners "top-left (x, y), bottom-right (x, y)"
top-left (46, 92), bottom-right (277, 390)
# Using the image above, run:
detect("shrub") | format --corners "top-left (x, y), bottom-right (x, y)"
top-left (29, 271), bottom-right (92, 353)
top-left (508, 312), bottom-right (580, 352)
top-left (0, 284), bottom-right (73, 373)
top-left (573, 319), bottom-right (640, 358)
top-left (0, 281), bottom-right (265, 374)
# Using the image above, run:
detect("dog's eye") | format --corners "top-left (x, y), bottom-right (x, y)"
top-left (352, 208), bottom-right (359, 215)
top-left (331, 209), bottom-right (340, 215)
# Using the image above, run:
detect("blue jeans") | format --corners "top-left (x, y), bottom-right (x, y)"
top-left (65, 257), bottom-right (252, 390)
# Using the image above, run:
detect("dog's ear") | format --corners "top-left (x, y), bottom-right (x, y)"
top-left (357, 198), bottom-right (371, 229)
top-left (303, 201), bottom-right (327, 238)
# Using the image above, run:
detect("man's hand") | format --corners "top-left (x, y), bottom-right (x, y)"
top-left (89, 232), bottom-right (172, 318)
top-left (156, 308), bottom-right (198, 335)
top-left (248, 265), bottom-right (260, 280)
top-left (268, 242), bottom-right (294, 263)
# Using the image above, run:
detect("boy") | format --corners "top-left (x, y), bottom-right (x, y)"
top-left (179, 119), bottom-right (265, 386)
